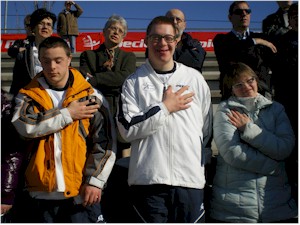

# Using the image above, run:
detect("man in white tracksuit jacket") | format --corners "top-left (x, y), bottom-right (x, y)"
top-left (117, 16), bottom-right (213, 223)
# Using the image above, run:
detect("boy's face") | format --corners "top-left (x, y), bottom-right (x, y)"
top-left (145, 23), bottom-right (177, 70)
top-left (39, 46), bottom-right (72, 88)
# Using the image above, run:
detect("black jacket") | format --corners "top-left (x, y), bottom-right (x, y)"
top-left (213, 31), bottom-right (274, 100)
top-left (174, 32), bottom-right (206, 73)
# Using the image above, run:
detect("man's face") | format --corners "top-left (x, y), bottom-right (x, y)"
top-left (39, 46), bottom-right (71, 88)
top-left (33, 17), bottom-right (54, 41)
top-left (145, 23), bottom-right (177, 69)
top-left (65, 2), bottom-right (72, 10)
top-left (229, 2), bottom-right (251, 30)
top-left (166, 9), bottom-right (186, 36)
top-left (104, 22), bottom-right (125, 47)
top-left (277, 1), bottom-right (292, 11)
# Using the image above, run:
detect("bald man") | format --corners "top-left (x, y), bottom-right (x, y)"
top-left (165, 8), bottom-right (206, 73)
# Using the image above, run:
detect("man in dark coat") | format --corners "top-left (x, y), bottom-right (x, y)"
top-left (80, 15), bottom-right (136, 159)
top-left (165, 8), bottom-right (206, 73)
top-left (213, 1), bottom-right (277, 100)
top-left (262, 1), bottom-right (293, 42)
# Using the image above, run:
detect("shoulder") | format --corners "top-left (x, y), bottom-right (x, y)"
top-left (118, 48), bottom-right (136, 58)
top-left (182, 32), bottom-right (200, 47)
top-left (80, 50), bottom-right (96, 58)
top-left (213, 32), bottom-right (231, 42)
top-left (263, 11), bottom-right (279, 23)
top-left (268, 100), bottom-right (284, 112)
top-left (176, 63), bottom-right (205, 80)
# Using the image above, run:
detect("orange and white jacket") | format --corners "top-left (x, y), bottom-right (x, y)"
top-left (12, 68), bottom-right (116, 198)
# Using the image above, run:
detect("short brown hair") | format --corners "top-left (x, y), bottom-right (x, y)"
top-left (222, 62), bottom-right (259, 100)
top-left (38, 36), bottom-right (71, 58)
top-left (146, 16), bottom-right (178, 37)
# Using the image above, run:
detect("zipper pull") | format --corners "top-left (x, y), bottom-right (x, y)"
top-left (162, 83), bottom-right (168, 100)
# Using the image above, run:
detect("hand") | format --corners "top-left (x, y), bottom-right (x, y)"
top-left (253, 38), bottom-right (277, 53)
top-left (19, 47), bottom-right (26, 53)
top-left (1, 204), bottom-right (13, 215)
top-left (67, 99), bottom-right (99, 120)
top-left (86, 72), bottom-right (93, 78)
top-left (163, 86), bottom-right (194, 113)
top-left (103, 60), bottom-right (113, 71)
top-left (227, 110), bottom-right (250, 131)
top-left (80, 184), bottom-right (102, 207)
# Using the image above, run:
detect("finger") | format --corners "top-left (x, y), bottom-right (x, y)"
top-left (176, 86), bottom-right (189, 95)
top-left (182, 92), bottom-right (195, 99)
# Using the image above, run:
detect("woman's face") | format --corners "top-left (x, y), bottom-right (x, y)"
top-left (231, 74), bottom-right (258, 98)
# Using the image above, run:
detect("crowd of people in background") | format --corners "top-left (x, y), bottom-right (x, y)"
top-left (1, 1), bottom-right (298, 223)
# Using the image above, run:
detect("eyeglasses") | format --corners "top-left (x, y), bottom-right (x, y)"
top-left (147, 34), bottom-right (177, 43)
top-left (168, 16), bottom-right (185, 24)
top-left (37, 22), bottom-right (53, 28)
top-left (232, 77), bottom-right (256, 89)
top-left (232, 8), bottom-right (252, 15)
top-left (108, 26), bottom-right (125, 36)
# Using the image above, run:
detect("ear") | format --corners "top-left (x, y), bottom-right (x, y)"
top-left (145, 36), bottom-right (149, 46)
top-left (68, 55), bottom-right (72, 66)
top-left (228, 14), bottom-right (232, 22)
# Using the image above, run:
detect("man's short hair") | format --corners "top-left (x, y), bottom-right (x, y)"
top-left (228, 1), bottom-right (249, 15)
top-left (39, 36), bottom-right (71, 58)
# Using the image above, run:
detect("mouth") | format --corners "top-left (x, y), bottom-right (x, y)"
top-left (110, 35), bottom-right (118, 40)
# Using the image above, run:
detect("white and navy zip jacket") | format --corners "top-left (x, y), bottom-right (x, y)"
top-left (117, 60), bottom-right (213, 189)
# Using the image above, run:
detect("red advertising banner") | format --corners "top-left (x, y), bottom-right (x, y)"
top-left (1, 32), bottom-right (222, 53)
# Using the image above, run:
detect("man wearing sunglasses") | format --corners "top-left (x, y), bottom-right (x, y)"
top-left (213, 1), bottom-right (277, 101)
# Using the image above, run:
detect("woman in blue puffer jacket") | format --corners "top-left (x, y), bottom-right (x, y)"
top-left (210, 62), bottom-right (298, 223)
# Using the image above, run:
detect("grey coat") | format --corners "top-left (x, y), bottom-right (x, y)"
top-left (211, 94), bottom-right (297, 222)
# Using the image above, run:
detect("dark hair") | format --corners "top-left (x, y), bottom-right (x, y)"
top-left (222, 62), bottom-right (259, 100)
top-left (288, 2), bottom-right (298, 18)
top-left (24, 14), bottom-right (31, 26)
top-left (229, 1), bottom-right (249, 15)
top-left (30, 8), bottom-right (57, 29)
top-left (146, 16), bottom-right (178, 36)
top-left (38, 36), bottom-right (71, 57)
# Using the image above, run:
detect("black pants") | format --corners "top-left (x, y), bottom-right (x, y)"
top-left (130, 184), bottom-right (205, 223)
top-left (7, 191), bottom-right (104, 223)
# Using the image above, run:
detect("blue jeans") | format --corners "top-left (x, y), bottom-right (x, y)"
top-left (130, 184), bottom-right (205, 223)
top-left (62, 35), bottom-right (76, 53)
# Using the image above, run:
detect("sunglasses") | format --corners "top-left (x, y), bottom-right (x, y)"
top-left (232, 8), bottom-right (252, 15)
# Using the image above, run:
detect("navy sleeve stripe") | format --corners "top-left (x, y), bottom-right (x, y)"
top-left (117, 97), bottom-right (161, 130)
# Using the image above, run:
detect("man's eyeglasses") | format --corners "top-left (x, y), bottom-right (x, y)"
top-left (37, 22), bottom-right (53, 28)
top-left (232, 8), bottom-right (252, 15)
top-left (147, 34), bottom-right (177, 43)
top-left (108, 26), bottom-right (125, 36)
top-left (168, 16), bottom-right (185, 24)
top-left (232, 77), bottom-right (256, 89)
